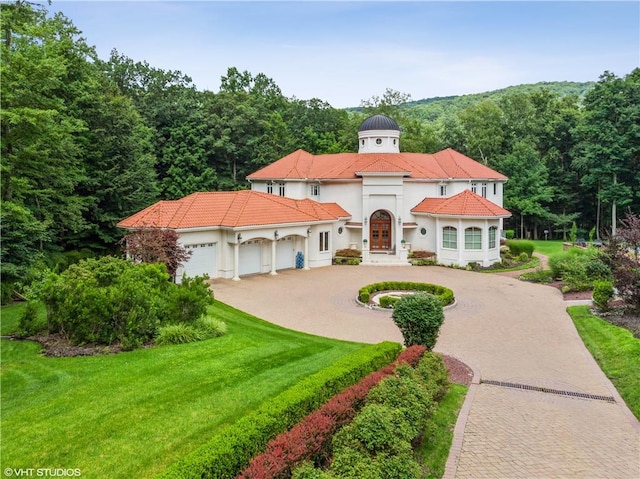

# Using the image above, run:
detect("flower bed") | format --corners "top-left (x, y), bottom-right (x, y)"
top-left (358, 281), bottom-right (454, 307)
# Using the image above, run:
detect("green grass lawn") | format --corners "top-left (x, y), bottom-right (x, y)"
top-left (416, 383), bottom-right (467, 479)
top-left (530, 239), bottom-right (565, 257)
top-left (567, 305), bottom-right (640, 420)
top-left (1, 301), bottom-right (367, 478)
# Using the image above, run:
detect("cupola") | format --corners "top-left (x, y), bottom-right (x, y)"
top-left (357, 114), bottom-right (400, 153)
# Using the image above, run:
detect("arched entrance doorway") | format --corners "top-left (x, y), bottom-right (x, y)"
top-left (369, 210), bottom-right (392, 251)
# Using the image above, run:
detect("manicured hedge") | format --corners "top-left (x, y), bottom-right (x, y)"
top-left (159, 341), bottom-right (403, 479)
top-left (358, 282), bottom-right (454, 307)
top-left (237, 346), bottom-right (427, 479)
top-left (505, 239), bottom-right (535, 258)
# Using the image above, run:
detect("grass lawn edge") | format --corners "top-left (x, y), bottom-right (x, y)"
top-left (567, 305), bottom-right (640, 422)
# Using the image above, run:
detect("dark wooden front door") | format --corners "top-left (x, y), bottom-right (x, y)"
top-left (370, 210), bottom-right (391, 250)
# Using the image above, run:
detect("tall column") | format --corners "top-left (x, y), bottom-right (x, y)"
top-left (232, 242), bottom-right (240, 281)
top-left (270, 239), bottom-right (277, 275)
top-left (458, 219), bottom-right (464, 264)
top-left (483, 219), bottom-right (490, 266)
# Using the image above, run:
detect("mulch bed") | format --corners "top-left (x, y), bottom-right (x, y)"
top-left (441, 354), bottom-right (474, 386)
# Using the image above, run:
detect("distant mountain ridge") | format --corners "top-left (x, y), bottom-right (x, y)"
top-left (403, 81), bottom-right (594, 122)
top-left (349, 81), bottom-right (595, 123)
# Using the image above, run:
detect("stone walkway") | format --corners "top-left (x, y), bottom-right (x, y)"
top-left (211, 265), bottom-right (640, 479)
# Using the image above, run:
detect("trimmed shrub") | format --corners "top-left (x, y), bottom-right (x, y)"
top-left (505, 240), bottom-right (534, 258)
top-left (504, 230), bottom-right (515, 240)
top-left (38, 256), bottom-right (214, 350)
top-left (408, 250), bottom-right (435, 259)
top-left (378, 296), bottom-right (400, 309)
top-left (237, 346), bottom-right (426, 479)
top-left (332, 404), bottom-right (415, 455)
top-left (592, 280), bottom-right (614, 311)
top-left (334, 249), bottom-right (362, 258)
top-left (163, 275), bottom-right (215, 324)
top-left (156, 323), bottom-right (203, 345)
top-left (160, 342), bottom-right (403, 479)
top-left (415, 352), bottom-right (450, 402)
top-left (358, 282), bottom-right (453, 307)
top-left (392, 293), bottom-right (444, 348)
top-left (365, 364), bottom-right (434, 434)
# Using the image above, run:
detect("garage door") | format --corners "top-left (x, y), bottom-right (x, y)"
top-left (239, 240), bottom-right (262, 276)
top-left (276, 237), bottom-right (295, 270)
top-left (183, 243), bottom-right (217, 278)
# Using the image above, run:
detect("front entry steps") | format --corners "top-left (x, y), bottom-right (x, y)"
top-left (360, 252), bottom-right (411, 267)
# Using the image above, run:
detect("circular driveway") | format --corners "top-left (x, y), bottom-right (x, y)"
top-left (212, 264), bottom-right (599, 391)
top-left (211, 265), bottom-right (639, 478)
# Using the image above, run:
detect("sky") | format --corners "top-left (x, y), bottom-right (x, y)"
top-left (45, 1), bottom-right (639, 108)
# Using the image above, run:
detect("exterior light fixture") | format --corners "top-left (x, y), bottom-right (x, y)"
top-left (274, 230), bottom-right (279, 240)
top-left (237, 233), bottom-right (242, 242)
top-left (307, 227), bottom-right (312, 235)
top-left (364, 217), bottom-right (368, 226)
top-left (398, 217), bottom-right (402, 226)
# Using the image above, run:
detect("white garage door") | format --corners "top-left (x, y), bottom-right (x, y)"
top-left (183, 243), bottom-right (217, 278)
top-left (239, 240), bottom-right (262, 276)
top-left (276, 237), bottom-right (295, 270)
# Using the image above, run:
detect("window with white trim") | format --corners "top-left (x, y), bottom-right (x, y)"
top-left (278, 183), bottom-right (285, 196)
top-left (439, 184), bottom-right (447, 196)
top-left (465, 227), bottom-right (482, 250)
top-left (481, 183), bottom-right (487, 198)
top-left (442, 227), bottom-right (457, 249)
top-left (471, 183), bottom-right (477, 194)
top-left (267, 182), bottom-right (273, 194)
top-left (319, 231), bottom-right (329, 252)
top-left (493, 183), bottom-right (497, 195)
top-left (489, 226), bottom-right (497, 249)
top-left (310, 184), bottom-right (319, 197)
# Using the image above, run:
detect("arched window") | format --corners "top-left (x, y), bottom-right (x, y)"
top-left (465, 227), bottom-right (482, 250)
top-left (489, 226), bottom-right (497, 249)
top-left (442, 227), bottom-right (457, 249)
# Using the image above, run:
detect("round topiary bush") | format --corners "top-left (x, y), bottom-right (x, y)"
top-left (392, 293), bottom-right (445, 348)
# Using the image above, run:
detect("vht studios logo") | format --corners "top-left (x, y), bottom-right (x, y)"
top-left (4, 469), bottom-right (81, 477)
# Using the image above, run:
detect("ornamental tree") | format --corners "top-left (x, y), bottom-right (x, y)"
top-left (392, 293), bottom-right (445, 349)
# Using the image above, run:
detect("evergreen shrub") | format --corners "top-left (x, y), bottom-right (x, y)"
top-left (506, 240), bottom-right (534, 257)
top-left (38, 256), bottom-right (214, 349)
top-left (392, 293), bottom-right (445, 348)
top-left (238, 346), bottom-right (426, 479)
top-left (358, 282), bottom-right (454, 307)
top-left (592, 280), bottom-right (614, 311)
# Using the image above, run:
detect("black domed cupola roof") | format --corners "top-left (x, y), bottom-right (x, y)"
top-left (358, 114), bottom-right (400, 132)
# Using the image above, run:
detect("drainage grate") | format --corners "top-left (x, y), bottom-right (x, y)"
top-left (481, 379), bottom-right (616, 403)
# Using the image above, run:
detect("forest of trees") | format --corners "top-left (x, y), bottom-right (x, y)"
top-left (2, 1), bottom-right (639, 286)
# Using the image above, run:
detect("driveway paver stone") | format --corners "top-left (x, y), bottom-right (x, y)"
top-left (211, 265), bottom-right (640, 479)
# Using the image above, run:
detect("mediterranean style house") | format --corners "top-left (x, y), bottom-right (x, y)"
top-left (118, 115), bottom-right (510, 281)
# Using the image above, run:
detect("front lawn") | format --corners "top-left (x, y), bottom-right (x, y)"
top-left (530, 239), bottom-right (565, 257)
top-left (1, 301), bottom-right (367, 478)
top-left (567, 305), bottom-right (640, 420)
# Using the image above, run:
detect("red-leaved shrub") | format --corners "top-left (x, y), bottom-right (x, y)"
top-left (237, 345), bottom-right (426, 479)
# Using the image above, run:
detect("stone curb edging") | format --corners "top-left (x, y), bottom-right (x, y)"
top-left (355, 296), bottom-right (458, 312)
top-left (441, 359), bottom-right (481, 479)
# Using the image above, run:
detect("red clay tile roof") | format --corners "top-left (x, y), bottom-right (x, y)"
top-left (247, 148), bottom-right (507, 181)
top-left (117, 190), bottom-right (350, 230)
top-left (411, 190), bottom-right (511, 218)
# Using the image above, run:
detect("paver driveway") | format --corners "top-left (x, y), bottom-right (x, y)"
top-left (211, 265), bottom-right (640, 479)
